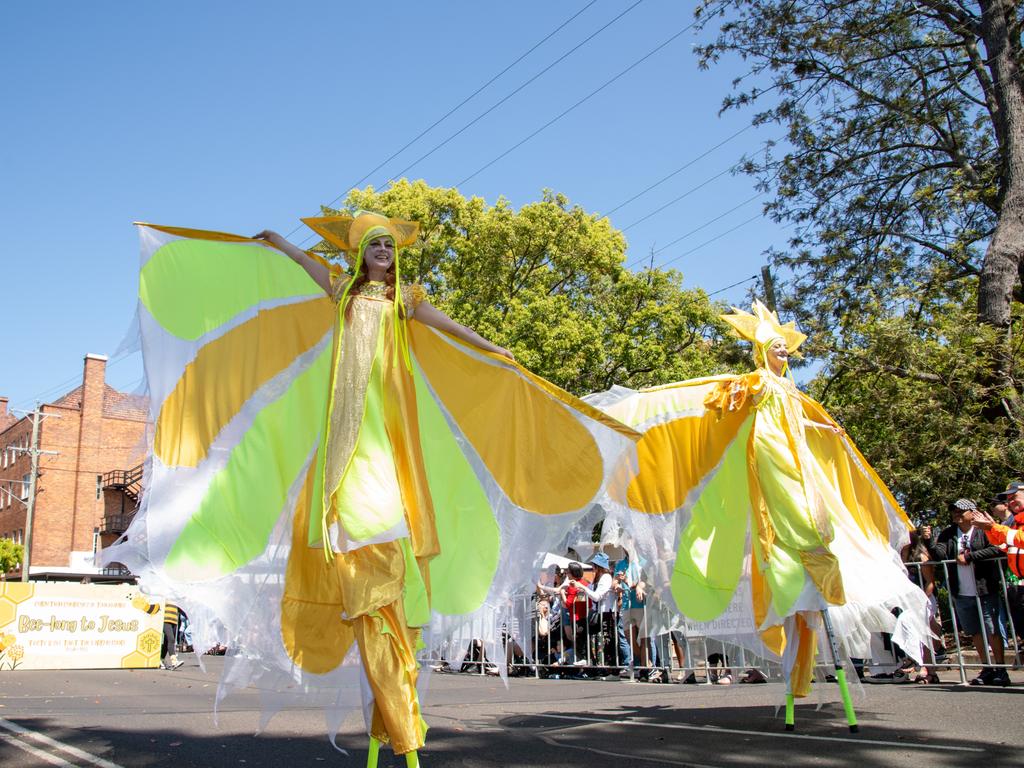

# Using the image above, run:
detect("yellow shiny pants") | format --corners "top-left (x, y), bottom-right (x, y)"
top-left (352, 599), bottom-right (426, 755)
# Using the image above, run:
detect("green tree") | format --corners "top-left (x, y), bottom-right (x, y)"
top-left (807, 286), bottom-right (1024, 519)
top-left (312, 179), bottom-right (744, 395)
top-left (0, 538), bottom-right (24, 579)
top-left (694, 0), bottom-right (1024, 418)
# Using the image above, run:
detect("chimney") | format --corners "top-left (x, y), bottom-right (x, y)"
top-left (0, 396), bottom-right (12, 430)
top-left (82, 354), bottom-right (108, 416)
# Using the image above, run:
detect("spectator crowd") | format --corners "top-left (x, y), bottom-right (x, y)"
top-left (516, 479), bottom-right (1024, 687)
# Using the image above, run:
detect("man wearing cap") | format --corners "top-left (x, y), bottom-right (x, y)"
top-left (933, 498), bottom-right (1010, 686)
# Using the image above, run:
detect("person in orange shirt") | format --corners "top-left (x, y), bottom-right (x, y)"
top-left (968, 480), bottom-right (1024, 578)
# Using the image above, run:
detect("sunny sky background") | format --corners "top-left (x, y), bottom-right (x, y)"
top-left (1, 0), bottom-right (792, 410)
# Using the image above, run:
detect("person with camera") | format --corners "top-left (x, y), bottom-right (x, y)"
top-left (570, 553), bottom-right (624, 675)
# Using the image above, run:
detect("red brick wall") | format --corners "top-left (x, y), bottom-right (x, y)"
top-left (0, 412), bottom-right (32, 546)
top-left (0, 354), bottom-right (147, 573)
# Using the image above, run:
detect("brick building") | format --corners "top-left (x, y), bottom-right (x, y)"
top-left (0, 354), bottom-right (148, 579)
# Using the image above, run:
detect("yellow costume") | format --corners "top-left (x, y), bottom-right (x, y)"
top-left (105, 213), bottom-right (638, 756)
top-left (589, 301), bottom-right (928, 698)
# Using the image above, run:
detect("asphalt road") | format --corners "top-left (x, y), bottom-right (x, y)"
top-left (0, 658), bottom-right (1019, 767)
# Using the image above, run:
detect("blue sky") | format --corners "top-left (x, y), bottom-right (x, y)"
top-left (1, 1), bottom-right (789, 409)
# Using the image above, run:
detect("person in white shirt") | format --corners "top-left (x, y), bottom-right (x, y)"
top-left (571, 552), bottom-right (626, 672)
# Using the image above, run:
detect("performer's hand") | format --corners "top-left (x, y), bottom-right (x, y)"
top-left (495, 346), bottom-right (515, 361)
top-left (253, 229), bottom-right (283, 244)
top-left (956, 553), bottom-right (968, 565)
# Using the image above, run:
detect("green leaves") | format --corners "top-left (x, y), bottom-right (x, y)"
top-left (809, 286), bottom-right (1024, 520)
top-left (695, 0), bottom-right (1024, 505)
top-left (0, 539), bottom-right (24, 577)
top-left (311, 180), bottom-right (744, 395)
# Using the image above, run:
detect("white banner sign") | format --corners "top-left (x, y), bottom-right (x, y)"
top-left (0, 582), bottom-right (164, 670)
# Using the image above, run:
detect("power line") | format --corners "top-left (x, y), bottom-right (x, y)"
top-left (651, 192), bottom-right (763, 255)
top-left (294, 0), bottom-right (647, 244)
top-left (602, 123), bottom-right (756, 219)
top-left (292, 0), bottom-right (603, 238)
top-left (11, 351), bottom-right (135, 413)
top-left (707, 275), bottom-right (758, 297)
top-left (388, 0), bottom-right (649, 193)
top-left (455, 18), bottom-right (704, 188)
top-left (621, 166), bottom-right (734, 232)
top-left (630, 212), bottom-right (763, 272)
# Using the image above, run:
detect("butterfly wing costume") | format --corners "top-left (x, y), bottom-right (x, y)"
top-left (588, 302), bottom-right (928, 697)
top-left (103, 215), bottom-right (638, 754)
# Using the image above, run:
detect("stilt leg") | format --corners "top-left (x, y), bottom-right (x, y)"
top-left (367, 737), bottom-right (380, 768)
top-left (784, 692), bottom-right (795, 731)
top-left (405, 750), bottom-right (419, 766)
top-left (821, 609), bottom-right (858, 733)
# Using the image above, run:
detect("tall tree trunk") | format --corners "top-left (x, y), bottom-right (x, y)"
top-left (978, 0), bottom-right (1024, 330)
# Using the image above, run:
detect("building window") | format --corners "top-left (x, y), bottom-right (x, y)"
top-left (96, 474), bottom-right (102, 500)
top-left (20, 473), bottom-right (30, 501)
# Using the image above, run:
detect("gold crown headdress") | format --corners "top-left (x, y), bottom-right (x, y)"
top-left (302, 211), bottom-right (420, 269)
top-left (721, 299), bottom-right (806, 368)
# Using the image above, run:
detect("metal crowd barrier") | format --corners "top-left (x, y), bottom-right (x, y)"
top-left (426, 592), bottom-right (781, 683)
top-left (905, 557), bottom-right (1022, 684)
top-left (426, 556), bottom-right (1022, 686)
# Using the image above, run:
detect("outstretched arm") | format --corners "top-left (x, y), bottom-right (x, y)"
top-left (253, 230), bottom-right (332, 295)
top-left (413, 300), bottom-right (514, 360)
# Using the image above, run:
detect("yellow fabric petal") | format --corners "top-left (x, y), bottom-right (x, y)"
top-left (155, 297), bottom-right (333, 467)
top-left (410, 324), bottom-right (609, 515)
top-left (624, 390), bottom-right (748, 515)
top-left (799, 394), bottom-right (909, 540)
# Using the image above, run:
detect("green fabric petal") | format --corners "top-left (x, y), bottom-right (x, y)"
top-left (412, 362), bottom-right (500, 616)
top-left (670, 416), bottom-right (753, 621)
top-left (401, 537), bottom-right (430, 627)
top-left (165, 345), bottom-right (332, 581)
top-left (141, 239), bottom-right (320, 341)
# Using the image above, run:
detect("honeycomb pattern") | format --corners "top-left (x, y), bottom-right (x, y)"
top-left (136, 628), bottom-right (161, 656)
top-left (120, 650), bottom-right (150, 669)
top-left (0, 584), bottom-right (34, 630)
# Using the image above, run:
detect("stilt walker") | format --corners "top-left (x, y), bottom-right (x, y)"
top-left (587, 300), bottom-right (931, 730)
top-left (102, 216), bottom-right (641, 761)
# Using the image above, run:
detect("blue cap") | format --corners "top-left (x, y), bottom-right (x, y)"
top-left (588, 552), bottom-right (610, 570)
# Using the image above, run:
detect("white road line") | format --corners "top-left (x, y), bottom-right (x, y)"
top-left (0, 732), bottom-right (78, 766)
top-left (0, 718), bottom-right (127, 768)
top-left (531, 714), bottom-right (986, 753)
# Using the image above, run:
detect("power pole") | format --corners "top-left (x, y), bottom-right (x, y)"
top-left (760, 265), bottom-right (778, 312)
top-left (11, 405), bottom-right (59, 582)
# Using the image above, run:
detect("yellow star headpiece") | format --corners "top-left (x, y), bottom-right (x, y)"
top-left (721, 300), bottom-right (806, 362)
top-left (301, 211), bottom-right (420, 269)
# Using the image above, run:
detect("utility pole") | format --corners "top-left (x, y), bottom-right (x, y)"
top-left (11, 405), bottom-right (59, 582)
top-left (761, 265), bottom-right (778, 312)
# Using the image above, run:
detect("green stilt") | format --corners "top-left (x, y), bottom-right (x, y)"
top-left (784, 692), bottom-right (795, 731)
top-left (367, 737), bottom-right (380, 768)
top-left (822, 609), bottom-right (859, 733)
top-left (835, 668), bottom-right (858, 732)
top-left (405, 750), bottom-right (420, 767)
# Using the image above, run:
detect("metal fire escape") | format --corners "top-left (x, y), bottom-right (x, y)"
top-left (99, 464), bottom-right (143, 535)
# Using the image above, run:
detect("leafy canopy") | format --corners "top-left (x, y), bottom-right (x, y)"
top-left (311, 179), bottom-right (745, 395)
